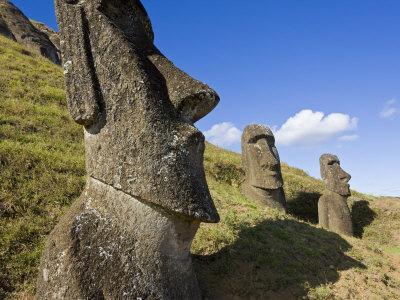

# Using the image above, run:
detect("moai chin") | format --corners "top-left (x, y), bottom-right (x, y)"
top-left (318, 154), bottom-right (354, 236)
top-left (241, 124), bottom-right (286, 211)
top-left (37, 1), bottom-right (220, 299)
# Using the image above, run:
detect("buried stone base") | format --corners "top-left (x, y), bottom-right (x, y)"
top-left (241, 183), bottom-right (286, 212)
top-left (37, 178), bottom-right (202, 300)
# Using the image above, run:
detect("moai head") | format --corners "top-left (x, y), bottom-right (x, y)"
top-left (320, 154), bottom-right (351, 197)
top-left (242, 125), bottom-right (283, 190)
top-left (55, 0), bottom-right (220, 222)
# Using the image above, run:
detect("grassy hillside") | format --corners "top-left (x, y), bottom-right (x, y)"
top-left (0, 35), bottom-right (399, 299)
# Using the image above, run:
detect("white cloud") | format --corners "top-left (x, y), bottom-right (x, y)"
top-left (380, 99), bottom-right (399, 119)
top-left (338, 134), bottom-right (359, 142)
top-left (275, 109), bottom-right (358, 146)
top-left (204, 122), bottom-right (242, 147)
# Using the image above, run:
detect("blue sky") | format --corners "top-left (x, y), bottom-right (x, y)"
top-left (13, 0), bottom-right (400, 196)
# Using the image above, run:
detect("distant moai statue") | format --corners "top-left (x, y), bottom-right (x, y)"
top-left (318, 154), bottom-right (353, 236)
top-left (241, 124), bottom-right (286, 211)
top-left (37, 0), bottom-right (220, 299)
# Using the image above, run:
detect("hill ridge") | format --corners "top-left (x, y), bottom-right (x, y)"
top-left (0, 0), bottom-right (60, 64)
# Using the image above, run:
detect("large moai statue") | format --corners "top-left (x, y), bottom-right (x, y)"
top-left (241, 124), bottom-right (286, 211)
top-left (318, 154), bottom-right (353, 236)
top-left (37, 1), bottom-right (220, 299)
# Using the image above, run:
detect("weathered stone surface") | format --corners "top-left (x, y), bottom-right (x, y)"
top-left (31, 20), bottom-right (61, 51)
top-left (0, 0), bottom-right (60, 64)
top-left (148, 53), bottom-right (220, 123)
top-left (37, 0), bottom-right (220, 298)
top-left (318, 154), bottom-right (353, 236)
top-left (241, 124), bottom-right (286, 210)
top-left (0, 14), bottom-right (14, 40)
top-left (37, 178), bottom-right (202, 299)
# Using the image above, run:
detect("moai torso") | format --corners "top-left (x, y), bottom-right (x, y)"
top-left (318, 154), bottom-right (353, 236)
top-left (37, 1), bottom-right (220, 299)
top-left (241, 125), bottom-right (286, 211)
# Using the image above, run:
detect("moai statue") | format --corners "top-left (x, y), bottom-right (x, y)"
top-left (37, 1), bottom-right (220, 299)
top-left (241, 124), bottom-right (286, 211)
top-left (318, 154), bottom-right (353, 236)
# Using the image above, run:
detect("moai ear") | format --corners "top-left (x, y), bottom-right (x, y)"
top-left (134, 0), bottom-right (155, 42)
top-left (58, 1), bottom-right (100, 127)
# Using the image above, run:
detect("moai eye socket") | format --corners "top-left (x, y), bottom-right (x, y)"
top-left (266, 135), bottom-right (275, 147)
top-left (64, 0), bottom-right (79, 4)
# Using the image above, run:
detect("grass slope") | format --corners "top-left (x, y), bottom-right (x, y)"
top-left (0, 35), bottom-right (399, 299)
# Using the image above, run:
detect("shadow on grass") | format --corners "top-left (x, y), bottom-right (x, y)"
top-left (351, 200), bottom-right (376, 238)
top-left (194, 219), bottom-right (364, 299)
top-left (286, 192), bottom-right (322, 224)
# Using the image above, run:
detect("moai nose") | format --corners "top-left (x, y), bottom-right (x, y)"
top-left (258, 139), bottom-right (279, 165)
top-left (339, 168), bottom-right (351, 182)
top-left (148, 52), bottom-right (220, 123)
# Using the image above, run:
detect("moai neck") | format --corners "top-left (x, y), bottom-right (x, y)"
top-left (324, 189), bottom-right (349, 201)
top-left (38, 177), bottom-right (203, 299)
top-left (242, 183), bottom-right (286, 211)
top-left (82, 177), bottom-right (203, 299)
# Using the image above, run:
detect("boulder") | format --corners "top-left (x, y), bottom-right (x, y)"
top-left (0, 0), bottom-right (60, 64)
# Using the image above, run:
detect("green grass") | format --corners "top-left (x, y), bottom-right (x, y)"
top-left (386, 247), bottom-right (400, 255)
top-left (0, 36), bottom-right (85, 298)
top-left (1, 35), bottom-right (399, 299)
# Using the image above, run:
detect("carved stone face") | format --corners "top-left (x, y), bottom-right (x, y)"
top-left (320, 154), bottom-right (351, 197)
top-left (55, 0), bottom-right (220, 222)
top-left (242, 125), bottom-right (283, 190)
